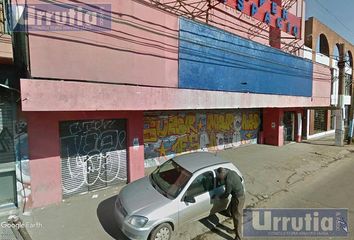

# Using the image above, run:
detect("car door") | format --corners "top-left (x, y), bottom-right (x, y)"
top-left (178, 171), bottom-right (215, 224)
top-left (210, 176), bottom-right (230, 214)
top-left (211, 167), bottom-right (245, 214)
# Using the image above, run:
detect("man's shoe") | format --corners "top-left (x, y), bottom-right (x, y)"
top-left (226, 228), bottom-right (236, 234)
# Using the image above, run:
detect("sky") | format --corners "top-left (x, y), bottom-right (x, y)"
top-left (305, 0), bottom-right (354, 45)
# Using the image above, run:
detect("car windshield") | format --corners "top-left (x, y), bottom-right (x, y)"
top-left (151, 159), bottom-right (192, 199)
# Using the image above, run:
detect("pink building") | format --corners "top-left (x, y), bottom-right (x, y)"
top-left (0, 0), bottom-right (332, 209)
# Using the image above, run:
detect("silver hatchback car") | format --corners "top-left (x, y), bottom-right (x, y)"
top-left (114, 152), bottom-right (245, 240)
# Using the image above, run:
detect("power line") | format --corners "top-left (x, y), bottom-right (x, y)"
top-left (15, 0), bottom-right (339, 79)
top-left (313, 0), bottom-right (354, 39)
top-left (26, 0), bottom-right (333, 77)
top-left (30, 0), bottom-right (334, 62)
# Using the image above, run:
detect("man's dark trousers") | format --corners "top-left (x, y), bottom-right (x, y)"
top-left (229, 195), bottom-right (245, 238)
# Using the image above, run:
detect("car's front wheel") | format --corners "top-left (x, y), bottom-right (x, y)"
top-left (149, 223), bottom-right (172, 240)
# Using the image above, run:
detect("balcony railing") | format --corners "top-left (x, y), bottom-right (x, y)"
top-left (303, 46), bottom-right (312, 60)
top-left (315, 52), bottom-right (330, 66)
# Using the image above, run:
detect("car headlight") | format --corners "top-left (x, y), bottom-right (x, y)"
top-left (128, 215), bottom-right (149, 228)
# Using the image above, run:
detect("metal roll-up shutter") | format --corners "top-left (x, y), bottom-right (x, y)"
top-left (59, 119), bottom-right (127, 197)
top-left (0, 94), bottom-right (16, 164)
top-left (0, 91), bottom-right (17, 208)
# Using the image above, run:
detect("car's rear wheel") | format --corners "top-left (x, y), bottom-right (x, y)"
top-left (149, 223), bottom-right (172, 240)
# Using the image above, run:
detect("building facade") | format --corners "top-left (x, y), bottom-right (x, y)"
top-left (304, 17), bottom-right (353, 139)
top-left (1, 0), bottom-right (333, 210)
top-left (0, 0), bottom-right (21, 210)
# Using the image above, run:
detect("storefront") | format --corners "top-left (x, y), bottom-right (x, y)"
top-left (308, 108), bottom-right (333, 137)
top-left (22, 111), bottom-right (144, 207)
top-left (59, 119), bottom-right (128, 197)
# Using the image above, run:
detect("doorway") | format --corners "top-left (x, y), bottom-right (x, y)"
top-left (283, 112), bottom-right (295, 143)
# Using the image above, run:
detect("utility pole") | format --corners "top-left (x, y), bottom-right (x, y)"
top-left (335, 43), bottom-right (346, 146)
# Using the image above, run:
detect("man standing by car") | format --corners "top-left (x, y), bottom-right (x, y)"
top-left (215, 167), bottom-right (245, 240)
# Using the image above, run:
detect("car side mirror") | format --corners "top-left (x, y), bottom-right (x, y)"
top-left (184, 195), bottom-right (196, 203)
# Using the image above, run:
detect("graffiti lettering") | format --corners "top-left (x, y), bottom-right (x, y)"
top-left (60, 119), bottom-right (127, 195)
top-left (206, 113), bottom-right (234, 132)
top-left (242, 113), bottom-right (260, 130)
top-left (144, 127), bottom-right (158, 142)
top-left (62, 151), bottom-right (126, 194)
top-left (144, 115), bottom-right (198, 142)
top-left (185, 115), bottom-right (197, 134)
top-left (156, 118), bottom-right (168, 138)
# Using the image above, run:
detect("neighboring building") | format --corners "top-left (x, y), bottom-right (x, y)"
top-left (1, 0), bottom-right (333, 210)
top-left (0, 0), bottom-right (19, 210)
top-left (1, 0), bottom-right (33, 211)
top-left (304, 17), bottom-right (353, 139)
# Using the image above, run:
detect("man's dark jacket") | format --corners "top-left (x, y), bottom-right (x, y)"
top-left (220, 170), bottom-right (244, 199)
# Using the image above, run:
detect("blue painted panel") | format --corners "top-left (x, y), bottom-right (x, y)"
top-left (179, 18), bottom-right (313, 97)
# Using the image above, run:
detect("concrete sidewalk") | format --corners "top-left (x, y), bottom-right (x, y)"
top-left (221, 136), bottom-right (354, 208)
top-left (3, 136), bottom-right (353, 240)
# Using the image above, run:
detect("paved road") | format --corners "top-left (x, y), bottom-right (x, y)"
top-left (11, 138), bottom-right (353, 240)
top-left (196, 154), bottom-right (354, 240)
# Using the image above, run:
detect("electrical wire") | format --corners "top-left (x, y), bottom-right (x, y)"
top-left (10, 0), bottom-right (345, 83)
top-left (313, 0), bottom-right (354, 40)
top-left (20, 0), bottom-right (339, 79)
top-left (26, 0), bottom-right (349, 65)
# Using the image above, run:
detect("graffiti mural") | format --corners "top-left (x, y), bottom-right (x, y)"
top-left (59, 119), bottom-right (127, 196)
top-left (144, 110), bottom-right (260, 167)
